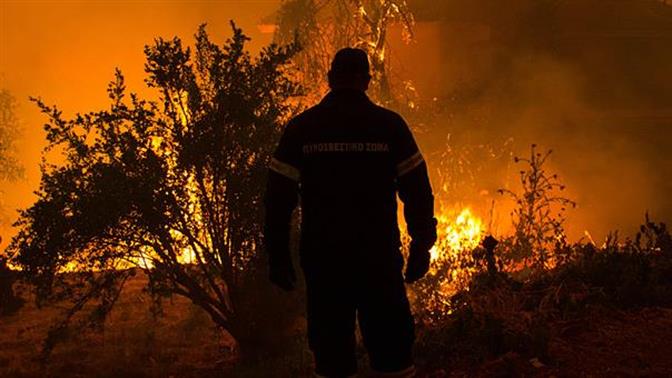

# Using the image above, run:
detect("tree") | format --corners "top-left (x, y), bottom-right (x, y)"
top-left (7, 23), bottom-right (301, 359)
top-left (275, 0), bottom-right (414, 104)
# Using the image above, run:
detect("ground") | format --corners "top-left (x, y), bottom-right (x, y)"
top-left (448, 307), bottom-right (672, 377)
top-left (0, 275), bottom-right (229, 377)
top-left (1, 274), bottom-right (671, 377)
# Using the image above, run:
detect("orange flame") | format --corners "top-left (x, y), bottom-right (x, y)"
top-left (429, 208), bottom-right (484, 270)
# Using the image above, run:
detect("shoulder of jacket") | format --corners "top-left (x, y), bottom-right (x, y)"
top-left (289, 104), bottom-right (324, 127)
top-left (370, 104), bottom-right (406, 128)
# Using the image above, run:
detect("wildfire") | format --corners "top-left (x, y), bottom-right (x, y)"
top-left (429, 208), bottom-right (484, 268)
top-left (405, 206), bottom-right (487, 315)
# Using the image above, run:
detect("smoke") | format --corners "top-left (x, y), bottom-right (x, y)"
top-left (0, 0), bottom-right (670, 246)
top-left (390, 0), bottom-right (672, 241)
top-left (475, 53), bottom-right (671, 240)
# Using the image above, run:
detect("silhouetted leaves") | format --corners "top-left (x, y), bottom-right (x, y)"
top-left (8, 23), bottom-right (301, 358)
top-left (499, 144), bottom-right (576, 269)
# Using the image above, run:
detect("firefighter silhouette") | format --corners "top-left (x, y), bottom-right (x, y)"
top-left (264, 48), bottom-right (437, 377)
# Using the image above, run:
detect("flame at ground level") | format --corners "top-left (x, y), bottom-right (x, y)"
top-left (430, 208), bottom-right (484, 266)
top-left (405, 206), bottom-right (487, 316)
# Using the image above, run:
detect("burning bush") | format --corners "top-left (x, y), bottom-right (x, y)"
top-left (406, 207), bottom-right (486, 322)
top-left (411, 150), bottom-right (671, 372)
top-left (408, 144), bottom-right (575, 320)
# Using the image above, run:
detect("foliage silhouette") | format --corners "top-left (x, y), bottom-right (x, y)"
top-left (499, 144), bottom-right (576, 270)
top-left (8, 23), bottom-right (301, 360)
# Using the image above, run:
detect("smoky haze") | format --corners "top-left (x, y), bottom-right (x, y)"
top-left (0, 0), bottom-right (671, 247)
top-left (388, 0), bottom-right (672, 241)
top-left (0, 0), bottom-right (280, 248)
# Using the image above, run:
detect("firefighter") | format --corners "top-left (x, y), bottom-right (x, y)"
top-left (264, 47), bottom-right (437, 377)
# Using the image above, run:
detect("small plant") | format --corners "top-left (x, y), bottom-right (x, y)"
top-left (498, 144), bottom-right (575, 270)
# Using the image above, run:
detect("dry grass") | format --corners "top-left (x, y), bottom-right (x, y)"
top-left (3, 241), bottom-right (672, 377)
top-left (0, 274), bottom-right (232, 377)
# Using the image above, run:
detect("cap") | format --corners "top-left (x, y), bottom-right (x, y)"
top-left (329, 48), bottom-right (370, 78)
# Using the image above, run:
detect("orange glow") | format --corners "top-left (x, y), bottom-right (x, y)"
top-left (2, 0), bottom-right (671, 265)
top-left (429, 208), bottom-right (483, 269)
top-left (0, 1), bottom-right (280, 250)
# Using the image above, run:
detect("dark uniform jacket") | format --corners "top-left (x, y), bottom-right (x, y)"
top-left (264, 89), bottom-right (436, 274)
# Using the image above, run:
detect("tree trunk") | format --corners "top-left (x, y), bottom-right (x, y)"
top-left (0, 260), bottom-right (23, 316)
top-left (227, 262), bottom-right (305, 364)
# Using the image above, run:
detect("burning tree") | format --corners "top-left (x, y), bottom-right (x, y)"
top-left (7, 24), bottom-right (301, 358)
top-left (275, 0), bottom-right (414, 104)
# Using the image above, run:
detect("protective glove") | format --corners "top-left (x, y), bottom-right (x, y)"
top-left (404, 226), bottom-right (437, 283)
top-left (269, 253), bottom-right (297, 291)
top-left (404, 241), bottom-right (431, 283)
